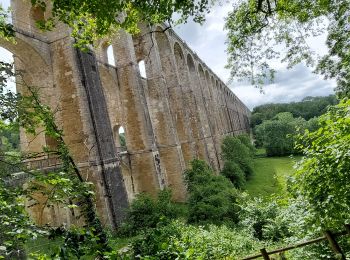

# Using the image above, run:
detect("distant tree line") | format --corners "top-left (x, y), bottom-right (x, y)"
top-left (251, 95), bottom-right (337, 128)
top-left (251, 95), bottom-right (337, 156)
top-left (0, 121), bottom-right (19, 152)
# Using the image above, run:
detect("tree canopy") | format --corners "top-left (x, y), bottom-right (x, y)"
top-left (29, 0), bottom-right (212, 48)
top-left (225, 0), bottom-right (349, 97)
top-left (250, 95), bottom-right (337, 128)
top-left (293, 99), bottom-right (350, 228)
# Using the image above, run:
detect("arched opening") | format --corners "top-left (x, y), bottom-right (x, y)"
top-left (118, 126), bottom-right (126, 148)
top-left (113, 125), bottom-right (126, 151)
top-left (198, 64), bottom-right (210, 99)
top-left (138, 60), bottom-right (147, 78)
top-left (0, 47), bottom-right (18, 152)
top-left (0, 47), bottom-right (15, 92)
top-left (154, 26), bottom-right (175, 83)
top-left (174, 42), bottom-right (187, 83)
top-left (106, 45), bottom-right (116, 66)
top-left (187, 54), bottom-right (195, 73)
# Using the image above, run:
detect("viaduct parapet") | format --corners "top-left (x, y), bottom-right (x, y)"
top-left (2, 0), bottom-right (251, 227)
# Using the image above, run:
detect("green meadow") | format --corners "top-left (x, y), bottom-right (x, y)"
top-left (246, 150), bottom-right (300, 198)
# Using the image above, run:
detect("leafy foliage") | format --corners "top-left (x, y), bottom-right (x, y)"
top-left (119, 132), bottom-right (126, 147)
top-left (255, 112), bottom-right (315, 156)
top-left (239, 197), bottom-right (293, 241)
top-left (237, 196), bottom-right (343, 259)
top-left (225, 0), bottom-right (350, 97)
top-left (30, 0), bottom-right (212, 48)
top-left (184, 159), bottom-right (240, 225)
top-left (0, 180), bottom-right (39, 259)
top-left (0, 6), bottom-right (14, 41)
top-left (221, 161), bottom-right (246, 188)
top-left (0, 121), bottom-right (19, 152)
top-left (119, 189), bottom-right (181, 236)
top-left (251, 95), bottom-right (338, 128)
top-left (124, 220), bottom-right (263, 259)
top-left (293, 99), bottom-right (350, 229)
top-left (221, 135), bottom-right (255, 183)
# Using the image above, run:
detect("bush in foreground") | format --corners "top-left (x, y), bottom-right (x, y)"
top-left (221, 161), bottom-right (246, 188)
top-left (220, 135), bottom-right (255, 187)
top-left (118, 189), bottom-right (181, 236)
top-left (185, 159), bottom-right (240, 225)
top-left (121, 220), bottom-right (263, 259)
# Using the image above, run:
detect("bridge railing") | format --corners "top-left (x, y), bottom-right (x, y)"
top-left (242, 224), bottom-right (350, 260)
top-left (24, 157), bottom-right (63, 170)
top-left (7, 150), bottom-right (130, 186)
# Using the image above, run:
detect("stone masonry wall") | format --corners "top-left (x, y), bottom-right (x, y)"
top-left (5, 0), bottom-right (251, 228)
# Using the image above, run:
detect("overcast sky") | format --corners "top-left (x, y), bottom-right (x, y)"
top-left (173, 3), bottom-right (336, 109)
top-left (0, 0), bottom-right (336, 109)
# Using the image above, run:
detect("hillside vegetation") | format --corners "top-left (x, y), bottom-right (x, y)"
top-left (252, 95), bottom-right (337, 157)
top-left (251, 95), bottom-right (337, 128)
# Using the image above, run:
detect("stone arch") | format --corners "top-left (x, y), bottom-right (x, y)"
top-left (96, 41), bottom-right (117, 66)
top-left (173, 42), bottom-right (187, 85)
top-left (205, 70), bottom-right (213, 98)
top-left (155, 27), bottom-right (193, 164)
top-left (154, 26), bottom-right (175, 78)
top-left (187, 54), bottom-right (196, 73)
top-left (0, 36), bottom-right (50, 71)
top-left (98, 64), bottom-right (122, 128)
top-left (154, 26), bottom-right (172, 55)
top-left (0, 37), bottom-right (53, 154)
top-left (112, 124), bottom-right (134, 200)
top-left (198, 64), bottom-right (210, 99)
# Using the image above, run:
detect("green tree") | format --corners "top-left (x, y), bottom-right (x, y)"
top-left (221, 161), bottom-right (246, 188)
top-left (0, 120), bottom-right (19, 152)
top-left (221, 135), bottom-right (255, 179)
top-left (29, 0), bottom-right (212, 48)
top-left (255, 112), bottom-right (309, 156)
top-left (119, 189), bottom-right (181, 236)
top-left (225, 1), bottom-right (350, 97)
top-left (251, 95), bottom-right (338, 128)
top-left (293, 99), bottom-right (350, 229)
top-left (184, 159), bottom-right (240, 225)
top-left (119, 132), bottom-right (126, 147)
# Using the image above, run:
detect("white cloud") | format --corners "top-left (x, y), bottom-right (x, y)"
top-left (1, 0), bottom-right (336, 109)
top-left (1, 0), bottom-right (10, 9)
top-left (232, 65), bottom-right (335, 109)
top-left (172, 2), bottom-right (336, 110)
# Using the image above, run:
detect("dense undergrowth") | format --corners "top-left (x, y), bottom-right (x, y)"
top-left (15, 132), bottom-right (350, 259)
top-left (113, 133), bottom-right (350, 259)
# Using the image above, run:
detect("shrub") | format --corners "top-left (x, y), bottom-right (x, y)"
top-left (237, 134), bottom-right (255, 156)
top-left (221, 135), bottom-right (254, 179)
top-left (184, 159), bottom-right (240, 225)
top-left (221, 161), bottom-right (246, 188)
top-left (238, 198), bottom-right (292, 241)
top-left (122, 220), bottom-right (263, 259)
top-left (118, 189), bottom-right (180, 236)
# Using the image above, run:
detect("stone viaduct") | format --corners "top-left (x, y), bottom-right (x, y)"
top-left (2, 0), bottom-right (250, 227)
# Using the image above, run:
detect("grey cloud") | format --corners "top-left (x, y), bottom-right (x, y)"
top-left (172, 2), bottom-right (336, 109)
top-left (232, 64), bottom-right (335, 109)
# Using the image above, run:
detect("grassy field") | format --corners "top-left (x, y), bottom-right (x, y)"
top-left (245, 150), bottom-right (300, 198)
